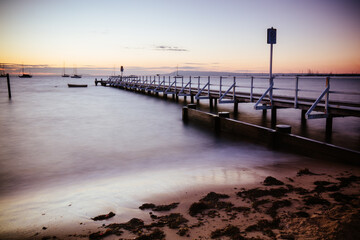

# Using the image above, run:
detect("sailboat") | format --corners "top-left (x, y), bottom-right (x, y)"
top-left (71, 66), bottom-right (82, 78)
top-left (19, 65), bottom-right (32, 78)
top-left (0, 63), bottom-right (6, 77)
top-left (62, 62), bottom-right (70, 77)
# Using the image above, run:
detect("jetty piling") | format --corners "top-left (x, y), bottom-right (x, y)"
top-left (7, 74), bottom-right (11, 99)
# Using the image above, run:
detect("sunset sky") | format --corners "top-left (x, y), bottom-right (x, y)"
top-left (0, 0), bottom-right (359, 75)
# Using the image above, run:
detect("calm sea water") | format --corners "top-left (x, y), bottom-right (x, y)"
top-left (0, 75), bottom-right (359, 238)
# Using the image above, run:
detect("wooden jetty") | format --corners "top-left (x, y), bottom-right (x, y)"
top-left (95, 75), bottom-right (360, 145)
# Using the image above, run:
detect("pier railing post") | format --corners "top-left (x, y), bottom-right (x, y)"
top-left (233, 77), bottom-right (238, 113)
top-left (325, 77), bottom-right (330, 115)
top-left (294, 76), bottom-right (299, 108)
top-left (250, 76), bottom-right (254, 102)
top-left (219, 76), bottom-right (222, 98)
top-left (207, 76), bottom-right (210, 96)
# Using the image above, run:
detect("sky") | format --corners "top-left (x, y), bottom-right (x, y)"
top-left (0, 0), bottom-right (360, 76)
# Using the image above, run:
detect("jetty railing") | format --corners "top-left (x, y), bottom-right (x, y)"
top-left (98, 75), bottom-right (360, 119)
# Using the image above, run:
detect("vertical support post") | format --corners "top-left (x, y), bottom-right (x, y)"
top-left (168, 76), bottom-right (170, 91)
top-left (207, 76), bottom-right (210, 97)
top-left (234, 101), bottom-right (238, 114)
top-left (269, 42), bottom-right (274, 106)
top-left (197, 76), bottom-right (200, 104)
top-left (233, 76), bottom-right (236, 101)
top-left (198, 77), bottom-right (200, 92)
top-left (175, 76), bottom-right (177, 95)
top-left (233, 77), bottom-right (237, 113)
top-left (189, 76), bottom-right (192, 97)
top-left (267, 27), bottom-right (276, 107)
top-left (250, 76), bottom-right (254, 102)
top-left (271, 107), bottom-right (277, 129)
top-left (219, 76), bottom-right (222, 98)
top-left (294, 76), bottom-right (299, 108)
top-left (301, 109), bottom-right (306, 126)
top-left (326, 116), bottom-right (333, 143)
top-left (325, 77), bottom-right (330, 115)
top-left (7, 74), bottom-right (11, 99)
top-left (262, 104), bottom-right (267, 117)
top-left (209, 98), bottom-right (213, 109)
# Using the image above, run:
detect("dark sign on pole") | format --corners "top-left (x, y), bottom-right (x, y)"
top-left (267, 28), bottom-right (277, 44)
top-left (120, 66), bottom-right (124, 72)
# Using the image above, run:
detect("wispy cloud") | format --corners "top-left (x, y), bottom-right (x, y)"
top-left (155, 45), bottom-right (188, 52)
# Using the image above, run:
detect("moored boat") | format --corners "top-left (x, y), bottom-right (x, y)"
top-left (62, 62), bottom-right (70, 77)
top-left (70, 74), bottom-right (82, 78)
top-left (68, 84), bottom-right (88, 88)
top-left (19, 65), bottom-right (32, 78)
top-left (71, 65), bottom-right (82, 78)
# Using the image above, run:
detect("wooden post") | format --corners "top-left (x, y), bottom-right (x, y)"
top-left (276, 124), bottom-right (291, 134)
top-left (6, 74), bottom-right (11, 99)
top-left (271, 107), bottom-right (277, 129)
top-left (218, 112), bottom-right (230, 118)
top-left (182, 106), bottom-right (188, 122)
top-left (325, 116), bottom-right (333, 143)
top-left (301, 109), bottom-right (306, 126)
top-left (234, 100), bottom-right (238, 114)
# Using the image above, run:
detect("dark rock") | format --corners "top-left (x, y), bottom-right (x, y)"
top-left (252, 199), bottom-right (270, 210)
top-left (266, 200), bottom-right (292, 218)
top-left (303, 196), bottom-right (330, 206)
top-left (297, 168), bottom-right (317, 176)
top-left (139, 203), bottom-right (156, 210)
top-left (232, 206), bottom-right (251, 213)
top-left (329, 192), bottom-right (358, 204)
top-left (215, 201), bottom-right (234, 211)
top-left (293, 211), bottom-right (310, 218)
top-left (237, 187), bottom-right (289, 201)
top-left (337, 175), bottom-right (360, 188)
top-left (189, 202), bottom-right (210, 216)
top-left (314, 181), bottom-right (334, 186)
top-left (313, 180), bottom-right (340, 193)
top-left (314, 184), bottom-right (340, 193)
top-left (89, 229), bottom-right (115, 239)
top-left (139, 202), bottom-right (179, 211)
top-left (293, 187), bottom-right (310, 195)
top-left (158, 213), bottom-right (188, 229)
top-left (200, 192), bottom-right (230, 202)
top-left (153, 202), bottom-right (179, 211)
top-left (263, 176), bottom-right (284, 186)
top-left (287, 177), bottom-right (294, 182)
top-left (177, 227), bottom-right (189, 236)
top-left (211, 225), bottom-right (244, 239)
top-left (135, 229), bottom-right (165, 240)
top-left (107, 218), bottom-right (144, 233)
top-left (245, 219), bottom-right (280, 238)
top-left (207, 210), bottom-right (219, 218)
top-left (91, 212), bottom-right (115, 221)
top-left (279, 234), bottom-right (295, 240)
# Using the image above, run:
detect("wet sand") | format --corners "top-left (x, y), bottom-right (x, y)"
top-left (29, 162), bottom-right (360, 240)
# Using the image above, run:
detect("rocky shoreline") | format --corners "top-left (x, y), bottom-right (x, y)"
top-left (82, 168), bottom-right (360, 240)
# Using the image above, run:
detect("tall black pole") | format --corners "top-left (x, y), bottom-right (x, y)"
top-left (6, 73), bottom-right (11, 99)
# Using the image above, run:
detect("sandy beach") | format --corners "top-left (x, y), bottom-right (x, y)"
top-left (29, 161), bottom-right (360, 240)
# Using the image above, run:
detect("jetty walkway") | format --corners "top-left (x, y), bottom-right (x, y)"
top-left (95, 75), bottom-right (360, 118)
top-left (95, 74), bottom-right (360, 163)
